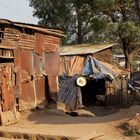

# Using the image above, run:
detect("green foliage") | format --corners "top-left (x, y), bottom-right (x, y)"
top-left (29, 0), bottom-right (120, 44)
top-left (29, 0), bottom-right (69, 28)
top-left (29, 0), bottom-right (140, 50)
top-left (112, 46), bottom-right (123, 55)
top-left (118, 21), bottom-right (140, 42)
top-left (29, 0), bottom-right (140, 69)
top-left (127, 128), bottom-right (140, 136)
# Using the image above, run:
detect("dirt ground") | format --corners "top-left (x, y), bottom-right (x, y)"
top-left (0, 105), bottom-right (140, 140)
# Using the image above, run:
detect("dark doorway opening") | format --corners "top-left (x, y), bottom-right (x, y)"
top-left (81, 78), bottom-right (106, 106)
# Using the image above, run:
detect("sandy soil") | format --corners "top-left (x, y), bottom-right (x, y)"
top-left (0, 105), bottom-right (140, 140)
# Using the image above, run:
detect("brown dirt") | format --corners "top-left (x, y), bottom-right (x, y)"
top-left (120, 113), bottom-right (140, 137)
top-left (0, 105), bottom-right (140, 140)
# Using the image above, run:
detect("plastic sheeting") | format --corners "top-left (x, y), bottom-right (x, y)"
top-left (129, 72), bottom-right (140, 91)
top-left (82, 57), bottom-right (118, 79)
top-left (58, 74), bottom-right (80, 110)
top-left (59, 56), bottom-right (85, 76)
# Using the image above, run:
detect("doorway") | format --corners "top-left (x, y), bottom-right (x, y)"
top-left (81, 78), bottom-right (106, 106)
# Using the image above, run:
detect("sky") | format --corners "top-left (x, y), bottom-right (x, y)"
top-left (0, 0), bottom-right (38, 24)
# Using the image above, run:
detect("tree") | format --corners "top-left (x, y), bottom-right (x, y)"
top-left (135, 0), bottom-right (140, 24)
top-left (96, 0), bottom-right (140, 70)
top-left (29, 0), bottom-right (112, 44)
top-left (29, 0), bottom-right (140, 70)
top-left (29, 0), bottom-right (70, 44)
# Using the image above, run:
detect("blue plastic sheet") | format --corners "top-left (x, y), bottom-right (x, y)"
top-left (58, 74), bottom-right (80, 110)
top-left (82, 57), bottom-right (118, 79)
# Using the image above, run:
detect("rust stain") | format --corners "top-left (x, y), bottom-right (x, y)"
top-left (48, 76), bottom-right (58, 100)
top-left (20, 81), bottom-right (35, 110)
top-left (45, 51), bottom-right (60, 75)
top-left (1, 66), bottom-right (15, 112)
top-left (0, 19), bottom-right (63, 125)
top-left (35, 33), bottom-right (44, 54)
top-left (33, 52), bottom-right (44, 75)
top-left (35, 77), bottom-right (49, 104)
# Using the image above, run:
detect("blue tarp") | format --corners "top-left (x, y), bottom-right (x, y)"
top-left (129, 72), bottom-right (140, 91)
top-left (58, 74), bottom-right (80, 110)
top-left (58, 57), bottom-right (119, 110)
top-left (82, 57), bottom-right (118, 79)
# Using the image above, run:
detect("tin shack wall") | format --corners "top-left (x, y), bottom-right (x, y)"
top-left (92, 48), bottom-right (113, 64)
top-left (0, 25), bottom-right (20, 125)
top-left (59, 55), bottom-right (85, 76)
top-left (18, 32), bottom-right (61, 110)
top-left (18, 48), bottom-right (36, 110)
top-left (0, 26), bottom-right (19, 112)
top-left (44, 35), bottom-right (60, 100)
top-left (34, 33), bottom-right (49, 105)
top-left (0, 24), bottom-right (61, 111)
top-left (0, 21), bottom-right (63, 125)
top-left (17, 31), bottom-right (61, 110)
top-left (59, 48), bottom-right (113, 76)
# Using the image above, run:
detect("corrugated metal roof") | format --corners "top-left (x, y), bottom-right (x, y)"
top-left (60, 43), bottom-right (117, 56)
top-left (0, 19), bottom-right (65, 37)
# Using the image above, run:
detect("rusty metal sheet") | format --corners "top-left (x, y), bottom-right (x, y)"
top-left (1, 66), bottom-right (15, 112)
top-left (33, 52), bottom-right (45, 75)
top-left (14, 49), bottom-right (21, 66)
top-left (35, 33), bottom-right (44, 54)
top-left (43, 35), bottom-right (60, 52)
top-left (35, 34), bottom-right (60, 53)
top-left (33, 53), bottom-right (41, 75)
top-left (48, 76), bottom-right (58, 100)
top-left (45, 35), bottom-right (60, 45)
top-left (35, 77), bottom-right (49, 104)
top-left (20, 81), bottom-right (35, 111)
top-left (1, 28), bottom-right (20, 49)
top-left (20, 49), bottom-right (34, 78)
top-left (13, 49), bottom-right (22, 98)
top-left (13, 22), bottom-right (65, 37)
top-left (0, 65), bottom-right (17, 126)
top-left (19, 33), bottom-right (36, 49)
top-left (45, 51), bottom-right (59, 75)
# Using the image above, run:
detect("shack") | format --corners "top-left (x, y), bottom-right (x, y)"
top-left (59, 44), bottom-right (129, 111)
top-left (0, 19), bottom-right (64, 125)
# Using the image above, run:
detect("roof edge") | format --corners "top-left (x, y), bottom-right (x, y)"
top-left (0, 19), bottom-right (66, 37)
top-left (60, 43), bottom-right (118, 56)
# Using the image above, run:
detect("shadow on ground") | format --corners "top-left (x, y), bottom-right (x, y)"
top-left (24, 105), bottom-right (140, 125)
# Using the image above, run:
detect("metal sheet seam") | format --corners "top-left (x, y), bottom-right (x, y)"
top-left (31, 51), bottom-right (37, 107)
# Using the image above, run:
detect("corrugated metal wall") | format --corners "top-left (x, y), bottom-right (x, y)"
top-left (0, 25), bottom-right (61, 117)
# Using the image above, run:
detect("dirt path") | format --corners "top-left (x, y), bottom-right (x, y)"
top-left (0, 105), bottom-right (140, 140)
